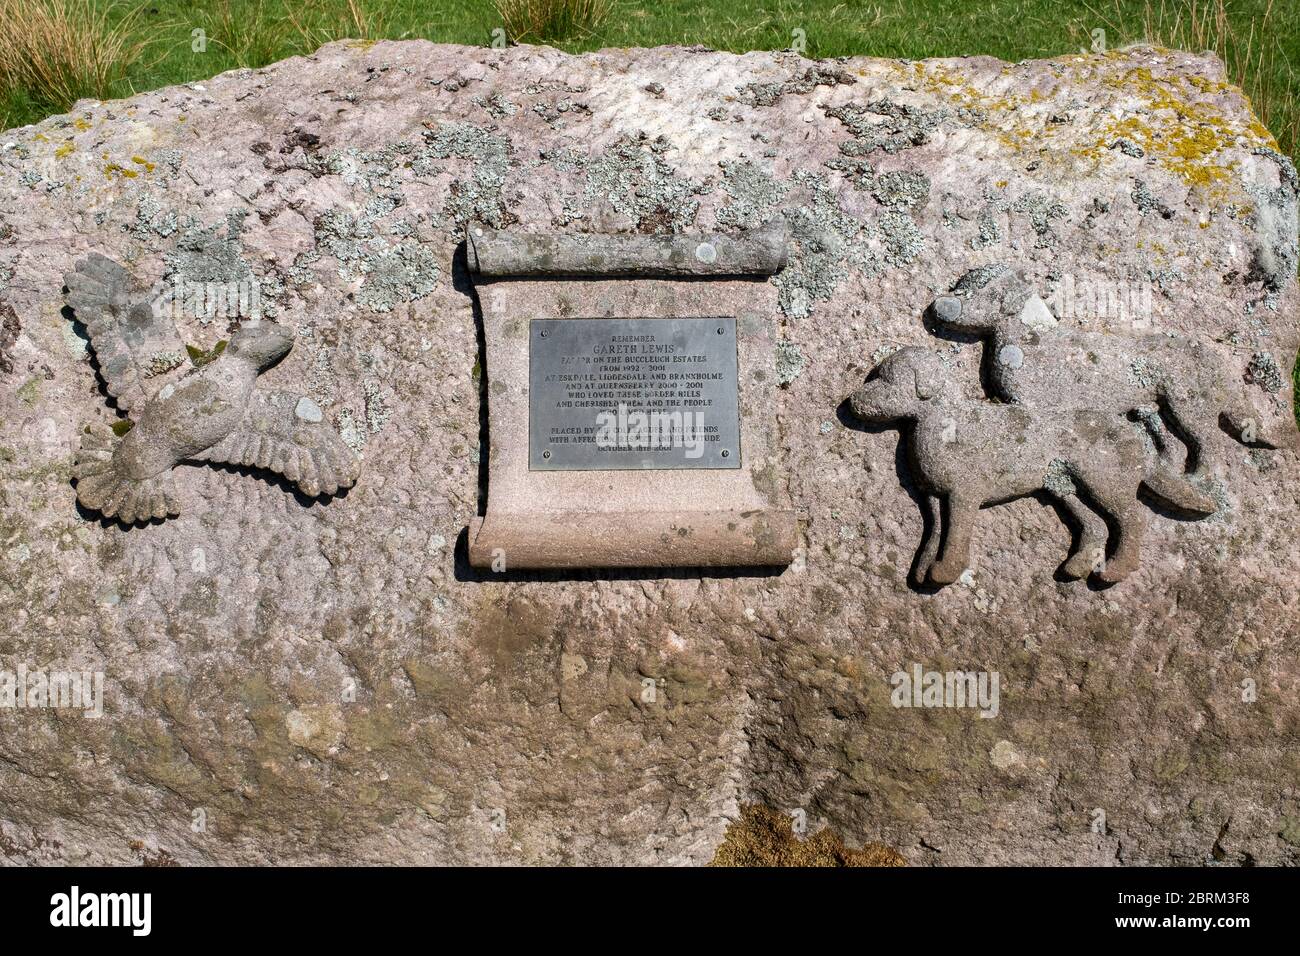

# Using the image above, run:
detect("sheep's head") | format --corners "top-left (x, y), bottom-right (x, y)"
top-left (849, 347), bottom-right (945, 423)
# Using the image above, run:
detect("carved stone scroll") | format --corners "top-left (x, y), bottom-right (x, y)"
top-left (466, 225), bottom-right (798, 570)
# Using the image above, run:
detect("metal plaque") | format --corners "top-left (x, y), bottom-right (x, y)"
top-left (529, 317), bottom-right (742, 471)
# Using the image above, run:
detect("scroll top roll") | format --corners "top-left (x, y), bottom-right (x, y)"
top-left (466, 222), bottom-right (790, 278)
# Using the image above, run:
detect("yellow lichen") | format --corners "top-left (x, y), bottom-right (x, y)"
top-left (54, 142), bottom-right (74, 159)
top-left (908, 54), bottom-right (1277, 205)
top-left (710, 804), bottom-right (906, 867)
top-left (1079, 65), bottom-right (1275, 192)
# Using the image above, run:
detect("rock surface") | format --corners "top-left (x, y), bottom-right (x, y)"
top-left (0, 41), bottom-right (1297, 865)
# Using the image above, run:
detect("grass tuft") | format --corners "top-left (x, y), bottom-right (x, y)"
top-left (0, 0), bottom-right (145, 124)
top-left (202, 0), bottom-right (291, 70)
top-left (284, 0), bottom-right (389, 52)
top-left (495, 0), bottom-right (611, 43)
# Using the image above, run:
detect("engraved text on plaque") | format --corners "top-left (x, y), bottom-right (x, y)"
top-left (529, 317), bottom-right (741, 470)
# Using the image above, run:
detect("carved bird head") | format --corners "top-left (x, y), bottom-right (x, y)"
top-left (226, 322), bottom-right (293, 370)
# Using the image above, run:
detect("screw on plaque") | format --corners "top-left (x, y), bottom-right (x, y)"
top-left (542, 449), bottom-right (552, 459)
top-left (721, 449), bottom-right (730, 458)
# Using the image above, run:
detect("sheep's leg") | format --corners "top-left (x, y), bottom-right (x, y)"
top-left (1160, 384), bottom-right (1225, 480)
top-left (913, 494), bottom-right (943, 586)
top-left (930, 493), bottom-right (977, 585)
top-left (1073, 476), bottom-right (1146, 583)
top-left (1057, 494), bottom-right (1109, 579)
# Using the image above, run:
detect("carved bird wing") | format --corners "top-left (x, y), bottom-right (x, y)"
top-left (64, 253), bottom-right (185, 416)
top-left (196, 390), bottom-right (360, 498)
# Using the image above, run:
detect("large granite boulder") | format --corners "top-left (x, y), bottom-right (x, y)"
top-left (0, 40), bottom-right (1296, 865)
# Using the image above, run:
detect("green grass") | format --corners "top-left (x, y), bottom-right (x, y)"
top-left (0, 0), bottom-right (1296, 156)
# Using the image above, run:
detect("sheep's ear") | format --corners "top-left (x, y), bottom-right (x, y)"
top-left (913, 365), bottom-right (940, 400)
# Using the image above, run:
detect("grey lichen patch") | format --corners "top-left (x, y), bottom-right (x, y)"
top-left (1134, 406), bottom-right (1164, 438)
top-left (355, 243), bottom-right (439, 313)
top-left (445, 163), bottom-right (514, 230)
top-left (1244, 150), bottom-right (1300, 311)
top-left (308, 345), bottom-right (338, 409)
top-left (151, 147), bottom-right (183, 179)
top-left (315, 142), bottom-right (413, 193)
top-left (872, 170), bottom-right (931, 212)
top-left (1128, 356), bottom-right (1168, 389)
top-left (422, 122), bottom-right (510, 164)
top-left (776, 169), bottom-right (926, 318)
top-left (416, 122), bottom-right (515, 231)
top-left (362, 379), bottom-right (392, 433)
top-left (972, 207), bottom-right (1003, 249)
top-left (131, 193), bottom-right (179, 239)
top-left (163, 210), bottom-right (265, 320)
top-left (824, 100), bottom-right (956, 156)
top-left (289, 248), bottom-right (322, 287)
top-left (178, 211), bottom-right (247, 282)
top-left (1110, 137), bottom-right (1145, 158)
top-left (583, 133), bottom-right (703, 233)
top-left (1246, 350), bottom-right (1282, 393)
top-left (337, 406), bottom-right (365, 453)
top-left (144, 351), bottom-right (185, 376)
top-left (716, 160), bottom-right (788, 229)
top-left (776, 172), bottom-right (872, 318)
top-left (877, 210), bottom-right (926, 266)
top-left (737, 65), bottom-right (854, 107)
top-left (1011, 191), bottom-right (1069, 248)
top-left (824, 154), bottom-right (875, 190)
top-left (870, 342), bottom-right (904, 366)
top-left (775, 341), bottom-right (806, 386)
top-left (313, 207), bottom-right (439, 312)
top-left (1131, 178), bottom-right (1176, 219)
top-left (477, 92), bottom-right (519, 119)
top-left (1146, 264), bottom-right (1187, 296)
top-left (1043, 458), bottom-right (1077, 497)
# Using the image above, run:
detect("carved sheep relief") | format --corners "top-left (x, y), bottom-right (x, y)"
top-left (847, 265), bottom-right (1287, 587)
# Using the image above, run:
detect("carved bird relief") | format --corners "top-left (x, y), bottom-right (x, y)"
top-left (65, 253), bottom-right (359, 525)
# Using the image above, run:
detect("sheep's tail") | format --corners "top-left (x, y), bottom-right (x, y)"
top-left (1140, 459), bottom-right (1217, 516)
